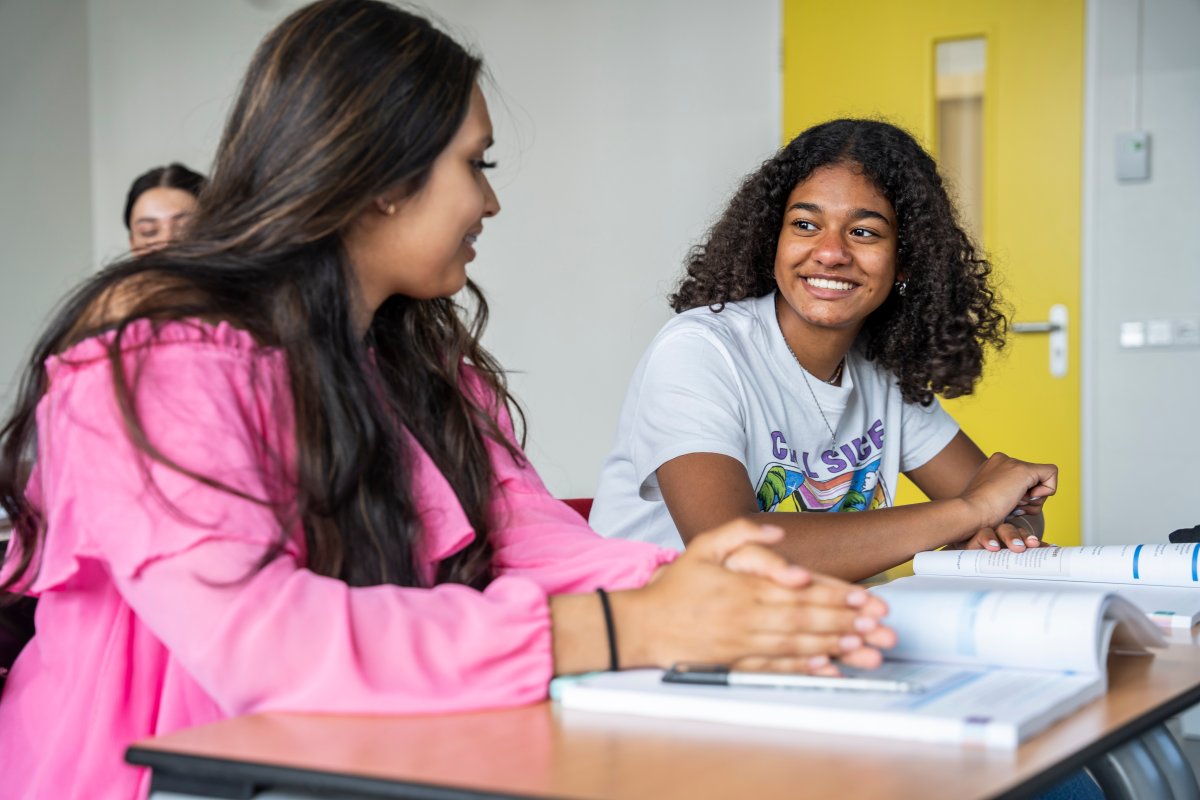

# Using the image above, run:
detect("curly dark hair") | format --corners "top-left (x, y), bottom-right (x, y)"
top-left (670, 118), bottom-right (1007, 406)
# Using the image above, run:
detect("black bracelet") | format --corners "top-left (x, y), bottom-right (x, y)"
top-left (595, 588), bottom-right (619, 672)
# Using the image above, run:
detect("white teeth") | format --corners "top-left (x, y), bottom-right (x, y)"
top-left (806, 277), bottom-right (854, 291)
top-left (464, 235), bottom-right (478, 244)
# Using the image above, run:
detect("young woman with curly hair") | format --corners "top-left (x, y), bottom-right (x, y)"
top-left (590, 119), bottom-right (1058, 582)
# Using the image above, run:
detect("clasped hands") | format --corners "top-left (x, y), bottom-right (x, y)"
top-left (628, 521), bottom-right (895, 677)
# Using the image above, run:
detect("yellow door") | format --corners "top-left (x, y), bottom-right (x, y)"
top-left (782, 1), bottom-right (1084, 548)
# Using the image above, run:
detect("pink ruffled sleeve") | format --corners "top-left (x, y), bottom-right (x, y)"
top-left (31, 324), bottom-right (562, 715)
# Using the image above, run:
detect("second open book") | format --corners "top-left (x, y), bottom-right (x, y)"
top-left (554, 579), bottom-right (1165, 749)
top-left (911, 543), bottom-right (1200, 629)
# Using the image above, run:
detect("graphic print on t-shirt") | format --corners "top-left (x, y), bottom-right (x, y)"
top-left (755, 420), bottom-right (891, 513)
top-left (755, 459), bottom-right (888, 513)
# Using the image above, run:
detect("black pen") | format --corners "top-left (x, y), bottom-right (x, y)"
top-left (662, 664), bottom-right (923, 694)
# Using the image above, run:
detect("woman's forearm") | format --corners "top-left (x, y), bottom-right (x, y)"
top-left (549, 592), bottom-right (611, 677)
top-left (753, 498), bottom-right (983, 582)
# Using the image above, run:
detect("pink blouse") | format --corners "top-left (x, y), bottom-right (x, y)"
top-left (0, 320), bottom-right (673, 799)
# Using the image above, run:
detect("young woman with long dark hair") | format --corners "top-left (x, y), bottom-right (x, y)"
top-left (591, 119), bottom-right (1059, 582)
top-left (0, 4), bottom-right (892, 797)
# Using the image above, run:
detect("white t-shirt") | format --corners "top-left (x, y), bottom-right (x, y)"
top-left (590, 292), bottom-right (960, 550)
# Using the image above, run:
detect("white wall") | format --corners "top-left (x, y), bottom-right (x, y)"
top-left (0, 0), bottom-right (94, 404)
top-left (1083, 0), bottom-right (1200, 543)
top-left (87, 0), bottom-right (286, 265)
top-left (4, 0), bottom-right (779, 497)
top-left (435, 2), bottom-right (781, 495)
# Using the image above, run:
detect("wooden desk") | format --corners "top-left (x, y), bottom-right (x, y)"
top-left (128, 645), bottom-right (1200, 800)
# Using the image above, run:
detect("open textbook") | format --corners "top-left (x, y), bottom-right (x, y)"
top-left (553, 586), bottom-right (1163, 749)
top-left (911, 544), bottom-right (1200, 629)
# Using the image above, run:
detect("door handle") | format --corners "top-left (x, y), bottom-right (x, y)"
top-left (1012, 321), bottom-right (1063, 333)
top-left (1011, 304), bottom-right (1068, 377)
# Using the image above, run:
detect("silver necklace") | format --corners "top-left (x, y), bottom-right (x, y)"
top-left (782, 337), bottom-right (844, 456)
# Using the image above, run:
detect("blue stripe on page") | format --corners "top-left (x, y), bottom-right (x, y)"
top-left (1192, 545), bottom-right (1198, 582)
top-left (1133, 544), bottom-right (1143, 580)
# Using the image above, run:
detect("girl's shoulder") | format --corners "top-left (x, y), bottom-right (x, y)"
top-left (662, 295), bottom-right (764, 340)
top-left (46, 318), bottom-right (281, 385)
top-left (53, 269), bottom-right (272, 368)
top-left (641, 296), bottom-right (774, 378)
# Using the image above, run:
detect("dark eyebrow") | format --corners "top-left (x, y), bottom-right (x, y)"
top-left (850, 208), bottom-right (892, 226)
top-left (787, 202), bottom-right (892, 226)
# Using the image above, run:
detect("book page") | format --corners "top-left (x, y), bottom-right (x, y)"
top-left (844, 660), bottom-right (1105, 746)
top-left (912, 544), bottom-right (1200, 587)
top-left (872, 583), bottom-right (1108, 673)
top-left (897, 574), bottom-right (1200, 631)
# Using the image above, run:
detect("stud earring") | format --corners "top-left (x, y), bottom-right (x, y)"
top-left (894, 280), bottom-right (908, 297)
top-left (384, 203), bottom-right (396, 216)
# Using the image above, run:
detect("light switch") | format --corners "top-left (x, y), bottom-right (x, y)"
top-left (1116, 132), bottom-right (1151, 181)
top-left (1147, 319), bottom-right (1173, 346)
top-left (1175, 319), bottom-right (1200, 347)
top-left (1120, 321), bottom-right (1146, 348)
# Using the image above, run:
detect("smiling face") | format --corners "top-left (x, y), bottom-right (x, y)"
top-left (344, 84), bottom-right (500, 318)
top-left (128, 187), bottom-right (198, 254)
top-left (773, 163), bottom-right (900, 343)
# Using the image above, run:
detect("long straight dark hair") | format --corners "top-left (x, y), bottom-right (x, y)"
top-left (0, 0), bottom-right (521, 593)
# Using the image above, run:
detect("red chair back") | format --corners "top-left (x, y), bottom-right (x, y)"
top-left (562, 498), bottom-right (593, 521)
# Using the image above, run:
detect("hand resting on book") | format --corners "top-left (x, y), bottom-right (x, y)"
top-left (950, 453), bottom-right (1056, 552)
top-left (611, 521), bottom-right (896, 677)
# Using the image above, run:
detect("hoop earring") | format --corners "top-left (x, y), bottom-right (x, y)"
top-left (894, 280), bottom-right (908, 297)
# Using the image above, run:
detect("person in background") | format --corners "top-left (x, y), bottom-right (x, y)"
top-left (590, 119), bottom-right (1058, 583)
top-left (0, 4), bottom-right (892, 797)
top-left (123, 162), bottom-right (206, 254)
